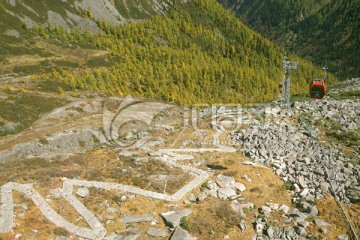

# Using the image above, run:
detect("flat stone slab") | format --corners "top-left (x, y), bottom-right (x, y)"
top-left (121, 214), bottom-right (155, 224)
top-left (161, 209), bottom-right (192, 228)
top-left (260, 206), bottom-right (272, 217)
top-left (104, 233), bottom-right (122, 240)
top-left (112, 227), bottom-right (142, 240)
top-left (297, 220), bottom-right (310, 228)
top-left (147, 227), bottom-right (169, 237)
top-left (55, 237), bottom-right (70, 240)
top-left (299, 202), bottom-right (318, 216)
top-left (266, 202), bottom-right (279, 210)
top-left (217, 188), bottom-right (237, 200)
top-left (338, 234), bottom-right (349, 240)
top-left (170, 226), bottom-right (196, 240)
top-left (231, 182), bottom-right (246, 192)
top-left (238, 220), bottom-right (246, 232)
top-left (107, 207), bottom-right (119, 213)
top-left (216, 174), bottom-right (235, 188)
top-left (76, 187), bottom-right (89, 198)
top-left (278, 204), bottom-right (290, 214)
top-left (314, 218), bottom-right (331, 227)
top-left (295, 226), bottom-right (307, 236)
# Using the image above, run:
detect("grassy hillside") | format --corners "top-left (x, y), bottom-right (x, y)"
top-left (219, 0), bottom-right (360, 79)
top-left (0, 0), bottom-right (171, 74)
top-left (218, 0), bottom-right (331, 38)
top-left (1, 0), bottom-right (336, 105)
top-left (295, 0), bottom-right (360, 78)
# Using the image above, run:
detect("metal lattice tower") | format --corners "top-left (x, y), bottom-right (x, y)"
top-left (281, 56), bottom-right (298, 109)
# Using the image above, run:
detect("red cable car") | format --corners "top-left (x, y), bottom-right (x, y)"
top-left (309, 79), bottom-right (326, 99)
top-left (309, 67), bottom-right (327, 99)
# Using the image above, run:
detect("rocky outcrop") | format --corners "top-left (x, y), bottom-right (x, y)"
top-left (0, 126), bottom-right (103, 163)
top-left (1, 0), bottom-right (174, 36)
top-left (231, 98), bottom-right (360, 204)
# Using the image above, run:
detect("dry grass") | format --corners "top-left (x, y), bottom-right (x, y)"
top-left (0, 96), bottom-right (359, 240)
top-left (187, 198), bottom-right (242, 239)
top-left (315, 195), bottom-right (357, 239)
top-left (0, 40), bottom-right (108, 73)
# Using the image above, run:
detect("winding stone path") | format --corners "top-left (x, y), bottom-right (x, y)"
top-left (0, 182), bottom-right (106, 239)
top-left (0, 147), bottom-right (234, 239)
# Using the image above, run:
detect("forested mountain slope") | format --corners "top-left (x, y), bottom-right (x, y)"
top-left (219, 0), bottom-right (360, 78)
top-left (0, 0), bottom-right (335, 105)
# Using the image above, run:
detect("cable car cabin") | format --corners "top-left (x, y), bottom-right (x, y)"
top-left (309, 79), bottom-right (326, 99)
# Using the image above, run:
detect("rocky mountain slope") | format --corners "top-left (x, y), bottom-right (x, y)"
top-left (0, 0), bottom-right (172, 31)
top-left (0, 0), bottom-right (172, 76)
top-left (218, 0), bottom-right (360, 78)
top-left (0, 0), bottom-right (337, 105)
top-left (0, 1), bottom-right (358, 239)
top-left (0, 74), bottom-right (359, 239)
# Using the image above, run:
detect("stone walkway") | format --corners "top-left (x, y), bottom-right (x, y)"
top-left (0, 147), bottom-right (235, 239)
top-left (0, 182), bottom-right (106, 239)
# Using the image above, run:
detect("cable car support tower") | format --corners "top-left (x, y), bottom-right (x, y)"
top-left (281, 56), bottom-right (298, 109)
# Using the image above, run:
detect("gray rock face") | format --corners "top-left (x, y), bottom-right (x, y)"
top-left (338, 234), bottom-right (349, 240)
top-left (205, 181), bottom-right (216, 190)
top-left (266, 226), bottom-right (275, 239)
top-left (294, 226), bottom-right (307, 236)
top-left (298, 202), bottom-right (318, 216)
top-left (4, 29), bottom-right (20, 38)
top-left (259, 206), bottom-right (272, 217)
top-left (230, 107), bottom-right (360, 204)
top-left (217, 188), bottom-right (237, 200)
top-left (230, 93), bottom-right (360, 239)
top-left (320, 228), bottom-right (328, 234)
top-left (216, 174), bottom-right (235, 188)
top-left (7, 0), bottom-right (16, 6)
top-left (19, 15), bottom-right (36, 28)
top-left (47, 11), bottom-right (71, 30)
top-left (266, 202), bottom-right (279, 211)
top-left (121, 214), bottom-right (155, 224)
top-left (297, 220), bottom-right (310, 229)
top-left (278, 204), bottom-right (290, 214)
top-left (230, 201), bottom-right (253, 217)
top-left (113, 227), bottom-right (142, 240)
top-left (55, 237), bottom-right (70, 240)
top-left (314, 218), bottom-right (331, 227)
top-left (231, 182), bottom-right (246, 192)
top-left (65, 10), bottom-right (99, 33)
top-left (346, 189), bottom-right (360, 204)
top-left (104, 233), bottom-right (123, 240)
top-left (125, 132), bottom-right (134, 140)
top-left (76, 187), bottom-right (89, 198)
top-left (107, 207), bottom-right (119, 213)
top-left (0, 126), bottom-right (102, 163)
top-left (238, 220), bottom-right (246, 232)
top-left (254, 221), bottom-right (266, 235)
top-left (0, 121), bottom-right (20, 135)
top-left (170, 226), bottom-right (196, 240)
top-left (187, 193), bottom-right (197, 203)
top-left (74, 0), bottom-right (125, 24)
top-left (289, 208), bottom-right (309, 219)
top-left (137, 131), bottom-right (149, 139)
top-left (196, 193), bottom-right (207, 202)
top-left (161, 209), bottom-right (192, 228)
top-left (147, 227), bottom-right (169, 238)
top-left (262, 226), bottom-right (300, 239)
top-left (320, 182), bottom-right (330, 193)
